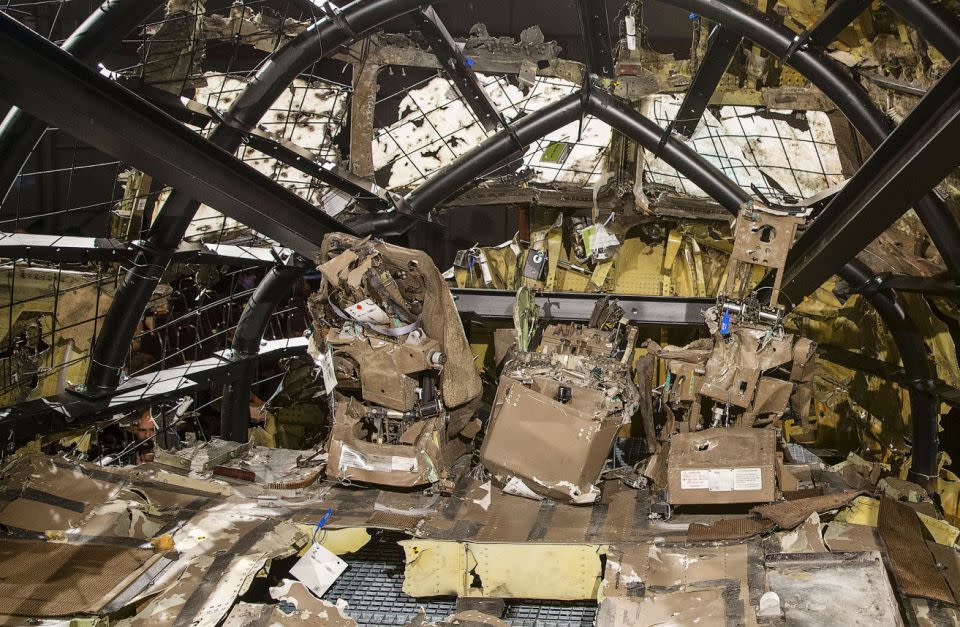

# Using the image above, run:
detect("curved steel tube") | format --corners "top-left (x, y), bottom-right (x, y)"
top-left (654, 0), bottom-right (960, 280)
top-left (87, 0), bottom-right (438, 392)
top-left (0, 0), bottom-right (165, 201)
top-left (838, 259), bottom-right (939, 483)
top-left (220, 262), bottom-right (304, 442)
top-left (370, 83), bottom-right (938, 483)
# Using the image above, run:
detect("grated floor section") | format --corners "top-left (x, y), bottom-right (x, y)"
top-left (322, 531), bottom-right (597, 626)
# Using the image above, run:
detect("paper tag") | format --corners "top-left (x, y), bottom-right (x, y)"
top-left (733, 467), bottom-right (763, 491)
top-left (582, 224), bottom-right (621, 255)
top-left (707, 469), bottom-right (734, 492)
top-left (290, 542), bottom-right (347, 598)
top-left (316, 347), bottom-right (337, 394)
top-left (343, 298), bottom-right (391, 324)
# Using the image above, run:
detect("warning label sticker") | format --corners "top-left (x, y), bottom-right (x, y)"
top-left (732, 467), bottom-right (763, 491)
top-left (680, 467), bottom-right (764, 491)
top-left (680, 469), bottom-right (710, 490)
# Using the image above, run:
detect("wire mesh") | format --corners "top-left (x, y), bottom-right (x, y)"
top-left (643, 94), bottom-right (845, 204)
top-left (372, 72), bottom-right (612, 190)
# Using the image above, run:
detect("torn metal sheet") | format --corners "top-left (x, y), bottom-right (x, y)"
top-left (764, 552), bottom-right (904, 626)
top-left (600, 540), bottom-right (755, 625)
top-left (124, 520), bottom-right (306, 626)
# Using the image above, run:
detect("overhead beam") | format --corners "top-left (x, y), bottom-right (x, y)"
top-left (0, 12), bottom-right (352, 258)
top-left (575, 0), bottom-right (615, 78)
top-left (410, 6), bottom-right (502, 131)
top-left (806, 0), bottom-right (871, 48)
top-left (453, 288), bottom-right (712, 325)
top-left (674, 25), bottom-right (742, 138)
top-left (0, 0), bottom-right (166, 201)
top-left (780, 57), bottom-right (960, 303)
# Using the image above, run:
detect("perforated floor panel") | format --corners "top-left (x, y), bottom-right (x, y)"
top-left (322, 531), bottom-right (597, 626)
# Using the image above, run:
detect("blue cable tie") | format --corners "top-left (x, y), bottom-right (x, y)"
top-left (312, 507), bottom-right (333, 544)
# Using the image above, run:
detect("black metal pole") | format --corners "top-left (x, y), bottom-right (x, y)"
top-left (838, 260), bottom-right (939, 484)
top-left (221, 260), bottom-right (306, 442)
top-left (652, 0), bottom-right (960, 281)
top-left (783, 57), bottom-right (960, 302)
top-left (83, 0), bottom-right (437, 393)
top-left (0, 0), bottom-right (165, 202)
top-left (585, 88), bottom-right (750, 212)
top-left (673, 25), bottom-right (742, 138)
top-left (575, 0), bottom-right (615, 78)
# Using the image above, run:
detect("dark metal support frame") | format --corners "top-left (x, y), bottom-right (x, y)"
top-left (410, 6), bottom-right (503, 131)
top-left (0, 11), bottom-right (350, 256)
top-left (367, 76), bottom-right (940, 483)
top-left (653, 0), bottom-right (960, 282)
top-left (80, 0), bottom-right (439, 393)
top-left (806, 0), bottom-right (871, 48)
top-left (0, 0), bottom-right (166, 202)
top-left (673, 25), bottom-right (742, 138)
top-left (575, 0), bottom-right (615, 77)
top-left (0, 0), bottom-right (948, 480)
top-left (221, 256), bottom-right (309, 442)
top-left (782, 57), bottom-right (960, 302)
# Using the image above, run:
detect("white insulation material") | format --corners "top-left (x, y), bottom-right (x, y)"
top-left (643, 95), bottom-right (845, 201)
top-left (373, 74), bottom-right (612, 189)
top-left (179, 73), bottom-right (349, 242)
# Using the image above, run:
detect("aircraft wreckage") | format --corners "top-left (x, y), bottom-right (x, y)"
top-left (0, 0), bottom-right (958, 624)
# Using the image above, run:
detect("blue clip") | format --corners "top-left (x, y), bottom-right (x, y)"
top-left (465, 57), bottom-right (476, 67)
top-left (720, 308), bottom-right (730, 335)
top-left (688, 12), bottom-right (698, 19)
top-left (312, 507), bottom-right (333, 543)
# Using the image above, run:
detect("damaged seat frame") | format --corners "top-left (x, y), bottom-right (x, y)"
top-left (0, 0), bottom-right (952, 485)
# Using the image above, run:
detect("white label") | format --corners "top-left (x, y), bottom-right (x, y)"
top-left (733, 467), bottom-right (763, 491)
top-left (343, 298), bottom-right (391, 324)
top-left (680, 469), bottom-right (710, 490)
top-left (707, 469), bottom-right (734, 492)
top-left (338, 444), bottom-right (369, 471)
top-left (680, 467), bottom-right (764, 491)
top-left (290, 542), bottom-right (347, 598)
top-left (339, 445), bottom-right (417, 474)
top-left (391, 456), bottom-right (418, 472)
top-left (316, 347), bottom-right (337, 394)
